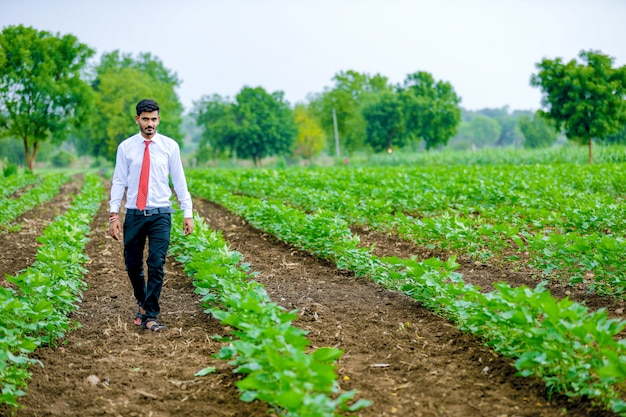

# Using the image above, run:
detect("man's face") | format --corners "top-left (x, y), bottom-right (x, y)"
top-left (135, 110), bottom-right (160, 139)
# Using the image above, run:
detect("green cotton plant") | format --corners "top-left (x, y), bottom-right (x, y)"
top-left (524, 230), bottom-right (626, 296)
top-left (187, 163), bottom-right (626, 298)
top-left (186, 178), bottom-right (626, 416)
top-left (169, 212), bottom-right (371, 417)
top-left (0, 174), bottom-right (103, 409)
top-left (0, 172), bottom-right (39, 199)
top-left (394, 257), bottom-right (626, 415)
top-left (190, 181), bottom-right (383, 281)
top-left (0, 288), bottom-right (43, 407)
top-left (0, 173), bottom-right (69, 231)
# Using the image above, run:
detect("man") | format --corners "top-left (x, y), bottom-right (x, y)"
top-left (109, 99), bottom-right (194, 332)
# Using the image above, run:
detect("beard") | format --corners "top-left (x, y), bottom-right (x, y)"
top-left (141, 125), bottom-right (157, 138)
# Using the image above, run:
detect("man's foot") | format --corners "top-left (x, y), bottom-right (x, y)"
top-left (142, 320), bottom-right (166, 332)
top-left (133, 306), bottom-right (145, 326)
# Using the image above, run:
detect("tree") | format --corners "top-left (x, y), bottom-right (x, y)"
top-left (518, 111), bottom-right (558, 148)
top-left (399, 71), bottom-right (462, 150)
top-left (293, 104), bottom-right (325, 163)
top-left (0, 25), bottom-right (94, 171)
top-left (232, 86), bottom-right (297, 166)
top-left (191, 94), bottom-right (238, 164)
top-left (83, 51), bottom-right (184, 161)
top-left (308, 70), bottom-right (391, 155)
top-left (604, 124), bottom-right (626, 145)
top-left (362, 92), bottom-right (405, 153)
top-left (531, 50), bottom-right (626, 163)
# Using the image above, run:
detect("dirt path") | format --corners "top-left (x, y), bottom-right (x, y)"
top-left (1, 189), bottom-right (616, 416)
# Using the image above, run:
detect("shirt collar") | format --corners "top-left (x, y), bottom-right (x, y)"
top-left (137, 132), bottom-right (161, 144)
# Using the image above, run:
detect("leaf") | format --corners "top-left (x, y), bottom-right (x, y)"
top-left (312, 347), bottom-right (343, 363)
top-left (274, 390), bottom-right (304, 410)
top-left (348, 398), bottom-right (374, 411)
top-left (239, 390), bottom-right (257, 402)
top-left (194, 366), bottom-right (217, 377)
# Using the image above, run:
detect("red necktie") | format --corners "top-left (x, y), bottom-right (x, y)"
top-left (136, 140), bottom-right (151, 210)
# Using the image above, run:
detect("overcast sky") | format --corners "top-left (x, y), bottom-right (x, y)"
top-left (2, 0), bottom-right (625, 113)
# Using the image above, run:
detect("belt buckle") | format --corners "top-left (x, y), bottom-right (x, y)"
top-left (142, 209), bottom-right (153, 216)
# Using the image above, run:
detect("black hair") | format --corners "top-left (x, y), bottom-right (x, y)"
top-left (136, 99), bottom-right (160, 115)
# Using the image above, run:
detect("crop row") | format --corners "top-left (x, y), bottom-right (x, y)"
top-left (0, 173), bottom-right (70, 232)
top-left (0, 174), bottom-right (102, 408)
top-left (168, 210), bottom-right (370, 417)
top-left (187, 178), bottom-right (626, 416)
top-left (187, 166), bottom-right (626, 297)
top-left (0, 172), bottom-right (40, 199)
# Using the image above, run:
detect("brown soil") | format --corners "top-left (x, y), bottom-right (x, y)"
top-left (0, 180), bottom-right (619, 417)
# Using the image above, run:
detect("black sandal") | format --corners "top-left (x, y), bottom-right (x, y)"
top-left (133, 306), bottom-right (145, 326)
top-left (142, 320), bottom-right (166, 332)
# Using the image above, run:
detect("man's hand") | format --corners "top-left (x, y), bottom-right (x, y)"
top-left (109, 219), bottom-right (122, 241)
top-left (183, 217), bottom-right (194, 236)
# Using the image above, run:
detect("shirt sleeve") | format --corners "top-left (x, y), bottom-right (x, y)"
top-left (169, 142), bottom-right (193, 218)
top-left (109, 143), bottom-right (128, 213)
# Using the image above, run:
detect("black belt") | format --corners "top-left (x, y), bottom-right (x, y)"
top-left (127, 207), bottom-right (175, 216)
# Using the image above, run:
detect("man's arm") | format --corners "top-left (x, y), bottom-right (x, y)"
top-left (109, 143), bottom-right (128, 241)
top-left (169, 142), bottom-right (194, 235)
top-left (183, 217), bottom-right (194, 235)
top-left (109, 212), bottom-right (122, 240)
top-left (169, 144), bottom-right (193, 216)
top-left (110, 143), bottom-right (129, 214)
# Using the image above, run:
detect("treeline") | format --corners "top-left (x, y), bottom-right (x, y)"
top-left (192, 70), bottom-right (465, 165)
top-left (158, 70), bottom-right (572, 166)
top-left (1, 25), bottom-right (625, 170)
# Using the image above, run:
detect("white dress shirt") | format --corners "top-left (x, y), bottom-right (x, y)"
top-left (110, 132), bottom-right (193, 218)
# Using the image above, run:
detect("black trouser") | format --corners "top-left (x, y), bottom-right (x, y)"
top-left (123, 210), bottom-right (172, 322)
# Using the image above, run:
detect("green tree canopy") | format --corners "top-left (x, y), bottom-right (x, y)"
top-left (308, 70), bottom-right (391, 155)
top-left (604, 124), bottom-right (626, 145)
top-left (0, 25), bottom-right (94, 170)
top-left (191, 94), bottom-right (238, 163)
top-left (399, 71), bottom-right (462, 150)
top-left (518, 111), bottom-right (559, 149)
top-left (232, 86), bottom-right (297, 166)
top-left (83, 51), bottom-right (184, 161)
top-left (531, 49), bottom-right (626, 163)
top-left (293, 104), bottom-right (325, 162)
top-left (362, 92), bottom-right (405, 153)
